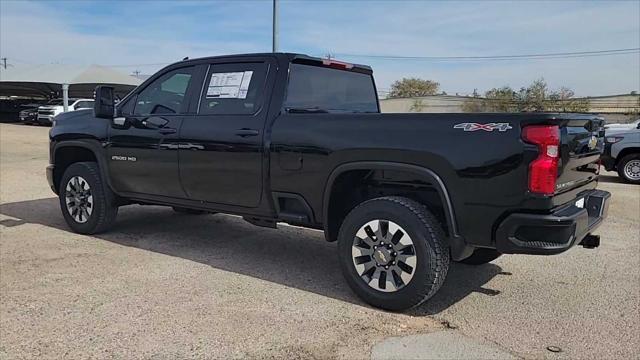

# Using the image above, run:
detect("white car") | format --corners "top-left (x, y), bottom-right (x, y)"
top-left (37, 98), bottom-right (94, 125)
top-left (604, 119), bottom-right (639, 130)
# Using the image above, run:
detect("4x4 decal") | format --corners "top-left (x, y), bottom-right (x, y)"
top-left (454, 123), bottom-right (513, 132)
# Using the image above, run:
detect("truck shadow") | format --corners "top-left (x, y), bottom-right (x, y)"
top-left (597, 174), bottom-right (626, 184)
top-left (0, 197), bottom-right (502, 315)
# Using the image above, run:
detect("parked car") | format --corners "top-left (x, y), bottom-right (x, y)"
top-left (47, 53), bottom-right (610, 311)
top-left (19, 104), bottom-right (40, 124)
top-left (604, 119), bottom-right (639, 130)
top-left (601, 123), bottom-right (640, 184)
top-left (37, 98), bottom-right (94, 125)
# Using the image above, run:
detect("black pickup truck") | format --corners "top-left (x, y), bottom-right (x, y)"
top-left (48, 53), bottom-right (610, 310)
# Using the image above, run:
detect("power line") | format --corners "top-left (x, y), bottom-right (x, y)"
top-left (106, 62), bottom-right (171, 68)
top-left (332, 48), bottom-right (640, 62)
top-left (5, 47), bottom-right (638, 69)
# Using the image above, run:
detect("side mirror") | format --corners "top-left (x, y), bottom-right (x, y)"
top-left (94, 85), bottom-right (115, 119)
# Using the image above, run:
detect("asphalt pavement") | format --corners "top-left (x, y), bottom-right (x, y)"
top-left (1, 123), bottom-right (638, 359)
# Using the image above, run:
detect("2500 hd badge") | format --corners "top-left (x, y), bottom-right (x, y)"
top-left (111, 155), bottom-right (137, 162)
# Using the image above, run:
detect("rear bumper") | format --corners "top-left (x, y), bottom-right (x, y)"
top-left (495, 189), bottom-right (610, 255)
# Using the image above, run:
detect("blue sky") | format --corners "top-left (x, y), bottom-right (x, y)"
top-left (1, 0), bottom-right (639, 96)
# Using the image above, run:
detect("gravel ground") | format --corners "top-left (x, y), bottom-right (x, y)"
top-left (1, 123), bottom-right (638, 359)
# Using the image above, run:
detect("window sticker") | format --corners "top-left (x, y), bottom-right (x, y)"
top-left (206, 71), bottom-right (253, 99)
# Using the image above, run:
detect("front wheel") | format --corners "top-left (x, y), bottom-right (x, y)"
top-left (59, 162), bottom-right (118, 234)
top-left (338, 196), bottom-right (449, 311)
top-left (617, 153), bottom-right (640, 184)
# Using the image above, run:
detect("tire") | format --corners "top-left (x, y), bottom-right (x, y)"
top-left (338, 196), bottom-right (449, 311)
top-left (617, 153), bottom-right (640, 184)
top-left (59, 162), bottom-right (118, 234)
top-left (458, 248), bottom-right (502, 265)
top-left (172, 207), bottom-right (209, 215)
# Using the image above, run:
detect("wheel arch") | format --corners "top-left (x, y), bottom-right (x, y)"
top-left (615, 147), bottom-right (640, 166)
top-left (322, 162), bottom-right (472, 260)
top-left (52, 140), bottom-right (113, 194)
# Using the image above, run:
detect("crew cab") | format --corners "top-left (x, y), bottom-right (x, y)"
top-left (38, 98), bottom-right (94, 125)
top-left (47, 53), bottom-right (610, 310)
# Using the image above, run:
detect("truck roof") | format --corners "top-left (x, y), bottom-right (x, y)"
top-left (172, 52), bottom-right (373, 74)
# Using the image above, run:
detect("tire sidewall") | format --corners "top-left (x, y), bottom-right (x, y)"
top-left (59, 162), bottom-right (110, 234)
top-left (338, 198), bottom-right (443, 310)
top-left (618, 154), bottom-right (640, 184)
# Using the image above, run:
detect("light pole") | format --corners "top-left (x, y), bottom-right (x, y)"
top-left (272, 0), bottom-right (279, 52)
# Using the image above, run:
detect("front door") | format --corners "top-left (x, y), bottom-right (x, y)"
top-left (107, 66), bottom-right (197, 198)
top-left (179, 60), bottom-right (274, 207)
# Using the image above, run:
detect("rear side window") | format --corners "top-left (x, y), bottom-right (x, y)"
top-left (199, 62), bottom-right (268, 115)
top-left (284, 63), bottom-right (378, 113)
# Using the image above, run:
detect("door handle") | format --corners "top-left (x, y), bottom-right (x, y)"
top-left (158, 128), bottom-right (177, 135)
top-left (235, 128), bottom-right (260, 137)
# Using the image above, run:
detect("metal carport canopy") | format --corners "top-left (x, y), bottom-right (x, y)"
top-left (0, 64), bottom-right (141, 110)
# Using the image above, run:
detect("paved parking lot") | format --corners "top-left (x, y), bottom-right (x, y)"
top-left (1, 123), bottom-right (638, 359)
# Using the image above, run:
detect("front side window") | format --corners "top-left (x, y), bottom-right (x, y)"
top-left (134, 67), bottom-right (194, 115)
top-left (199, 62), bottom-right (268, 115)
top-left (284, 63), bottom-right (379, 113)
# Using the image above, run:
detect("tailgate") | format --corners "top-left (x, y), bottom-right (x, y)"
top-left (556, 116), bottom-right (605, 193)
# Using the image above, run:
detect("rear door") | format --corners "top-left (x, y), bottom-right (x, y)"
top-left (179, 59), bottom-right (274, 207)
top-left (107, 66), bottom-right (197, 198)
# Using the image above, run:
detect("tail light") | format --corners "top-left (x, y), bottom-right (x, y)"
top-left (522, 125), bottom-right (560, 195)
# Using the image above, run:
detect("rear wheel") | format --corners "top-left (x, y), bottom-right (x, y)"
top-left (338, 196), bottom-right (449, 311)
top-left (617, 153), bottom-right (640, 184)
top-left (458, 249), bottom-right (502, 265)
top-left (59, 162), bottom-right (118, 234)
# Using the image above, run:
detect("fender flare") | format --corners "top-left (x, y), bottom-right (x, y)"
top-left (51, 140), bottom-right (116, 194)
top-left (322, 161), bottom-right (473, 260)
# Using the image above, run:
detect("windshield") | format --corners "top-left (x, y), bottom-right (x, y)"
top-left (284, 63), bottom-right (379, 114)
top-left (47, 99), bottom-right (64, 105)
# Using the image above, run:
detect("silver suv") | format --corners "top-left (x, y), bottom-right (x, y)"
top-left (602, 120), bottom-right (640, 184)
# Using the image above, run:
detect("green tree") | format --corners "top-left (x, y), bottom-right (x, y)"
top-left (462, 86), bottom-right (518, 112)
top-left (547, 87), bottom-right (590, 112)
top-left (462, 78), bottom-right (590, 113)
top-left (388, 78), bottom-right (440, 98)
top-left (517, 78), bottom-right (548, 112)
top-left (484, 86), bottom-right (518, 112)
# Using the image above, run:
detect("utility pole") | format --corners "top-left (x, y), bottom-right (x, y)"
top-left (1, 58), bottom-right (7, 69)
top-left (272, 0), bottom-right (279, 52)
